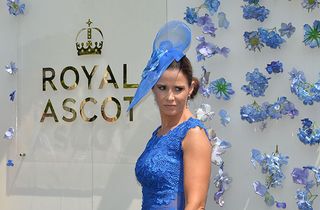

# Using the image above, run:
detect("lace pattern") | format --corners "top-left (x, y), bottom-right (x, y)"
top-left (135, 117), bottom-right (208, 210)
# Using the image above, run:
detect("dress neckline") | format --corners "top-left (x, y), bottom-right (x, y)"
top-left (154, 116), bottom-right (195, 138)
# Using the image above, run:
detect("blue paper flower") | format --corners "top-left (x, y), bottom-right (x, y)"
top-left (251, 147), bottom-right (288, 207)
top-left (202, 22), bottom-right (217, 37)
top-left (242, 5), bottom-right (270, 22)
top-left (213, 164), bottom-right (232, 206)
top-left (258, 28), bottom-right (285, 49)
top-left (289, 68), bottom-right (320, 105)
top-left (265, 61), bottom-right (283, 74)
top-left (304, 166), bottom-right (320, 184)
top-left (240, 97), bottom-right (298, 124)
top-left (266, 96), bottom-right (299, 120)
top-left (196, 104), bottom-right (215, 122)
top-left (209, 78), bottom-right (235, 100)
top-left (243, 31), bottom-right (264, 51)
top-left (218, 47), bottom-right (230, 58)
top-left (197, 15), bottom-right (217, 36)
top-left (276, 202), bottom-right (287, 208)
top-left (5, 61), bottom-right (18, 74)
top-left (4, 127), bottom-right (14, 140)
top-left (244, 26), bottom-right (287, 51)
top-left (240, 101), bottom-right (268, 123)
top-left (9, 90), bottom-right (16, 101)
top-left (6, 160), bottom-right (14, 167)
top-left (244, 0), bottom-right (260, 4)
top-left (253, 181), bottom-right (267, 196)
top-left (292, 168), bottom-right (309, 185)
top-left (200, 66), bottom-right (210, 85)
top-left (292, 166), bottom-right (320, 210)
top-left (196, 36), bottom-right (229, 61)
top-left (209, 135), bottom-right (232, 207)
top-left (218, 12), bottom-right (229, 29)
top-left (197, 13), bottom-right (212, 26)
top-left (204, 0), bottom-right (220, 15)
top-left (219, 109), bottom-right (230, 126)
top-left (7, 0), bottom-right (25, 16)
top-left (184, 7), bottom-right (198, 24)
top-left (301, 0), bottom-right (320, 12)
top-left (241, 68), bottom-right (270, 97)
top-left (199, 85), bottom-right (211, 98)
top-left (297, 118), bottom-right (320, 145)
top-left (303, 20), bottom-right (320, 48)
top-left (211, 136), bottom-right (232, 166)
top-left (279, 22), bottom-right (296, 38)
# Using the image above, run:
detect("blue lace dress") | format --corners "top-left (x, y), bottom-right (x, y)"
top-left (135, 117), bottom-right (208, 210)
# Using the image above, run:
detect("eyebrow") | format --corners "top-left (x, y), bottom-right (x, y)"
top-left (156, 83), bottom-right (186, 87)
top-left (156, 83), bottom-right (185, 86)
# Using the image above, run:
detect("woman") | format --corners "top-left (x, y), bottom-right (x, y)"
top-left (128, 21), bottom-right (212, 210)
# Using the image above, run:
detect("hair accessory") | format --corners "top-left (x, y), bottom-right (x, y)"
top-left (127, 20), bottom-right (191, 111)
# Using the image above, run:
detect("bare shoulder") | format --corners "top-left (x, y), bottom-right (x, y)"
top-left (182, 126), bottom-right (211, 151)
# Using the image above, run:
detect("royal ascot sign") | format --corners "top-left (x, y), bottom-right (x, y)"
top-left (40, 20), bottom-right (138, 123)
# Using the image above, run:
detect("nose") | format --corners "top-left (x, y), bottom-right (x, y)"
top-left (167, 90), bottom-right (175, 101)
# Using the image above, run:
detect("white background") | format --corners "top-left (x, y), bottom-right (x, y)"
top-left (1, 0), bottom-right (320, 210)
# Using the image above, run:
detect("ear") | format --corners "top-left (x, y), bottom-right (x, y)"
top-left (188, 81), bottom-right (195, 96)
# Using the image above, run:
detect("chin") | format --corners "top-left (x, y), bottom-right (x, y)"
top-left (161, 107), bottom-right (182, 116)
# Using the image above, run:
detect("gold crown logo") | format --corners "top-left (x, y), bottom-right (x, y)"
top-left (76, 19), bottom-right (104, 56)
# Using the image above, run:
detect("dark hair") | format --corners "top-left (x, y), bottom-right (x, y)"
top-left (167, 56), bottom-right (199, 99)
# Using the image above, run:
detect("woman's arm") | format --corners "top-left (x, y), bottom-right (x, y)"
top-left (182, 127), bottom-right (212, 210)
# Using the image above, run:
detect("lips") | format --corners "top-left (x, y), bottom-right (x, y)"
top-left (164, 105), bottom-right (176, 108)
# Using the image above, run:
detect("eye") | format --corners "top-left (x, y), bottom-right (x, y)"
top-left (157, 85), bottom-right (166, 90)
top-left (175, 87), bottom-right (184, 92)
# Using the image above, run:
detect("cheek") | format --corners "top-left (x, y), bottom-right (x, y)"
top-left (176, 94), bottom-right (188, 104)
top-left (153, 91), bottom-right (164, 102)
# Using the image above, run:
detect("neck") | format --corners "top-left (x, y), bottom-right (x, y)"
top-left (159, 108), bottom-right (193, 130)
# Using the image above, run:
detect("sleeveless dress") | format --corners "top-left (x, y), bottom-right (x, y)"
top-left (135, 117), bottom-right (208, 210)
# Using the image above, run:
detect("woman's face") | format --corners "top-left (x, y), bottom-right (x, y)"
top-left (152, 68), bottom-right (193, 117)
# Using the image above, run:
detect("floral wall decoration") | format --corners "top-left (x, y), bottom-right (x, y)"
top-left (265, 61), bottom-right (284, 75)
top-left (243, 23), bottom-right (295, 51)
top-left (289, 69), bottom-right (320, 105)
top-left (6, 0), bottom-right (25, 16)
top-left (240, 97), bottom-right (299, 124)
top-left (303, 20), bottom-right (320, 48)
top-left (1, 0), bottom-right (320, 209)
top-left (251, 146), bottom-right (289, 208)
top-left (184, 0), bottom-right (233, 206)
top-left (242, 0), bottom-right (270, 22)
top-left (301, 0), bottom-right (320, 12)
top-left (297, 118), bottom-right (320, 145)
top-left (292, 166), bottom-right (320, 210)
top-left (2, 1), bottom-right (25, 169)
top-left (209, 130), bottom-right (232, 207)
top-left (241, 68), bottom-right (270, 97)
